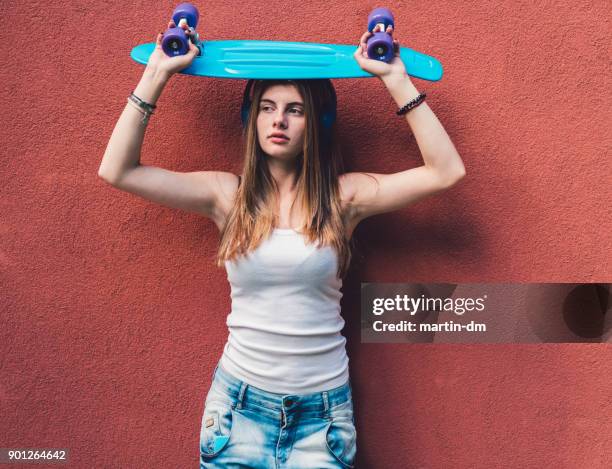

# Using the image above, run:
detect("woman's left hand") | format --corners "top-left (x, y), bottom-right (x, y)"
top-left (353, 24), bottom-right (408, 83)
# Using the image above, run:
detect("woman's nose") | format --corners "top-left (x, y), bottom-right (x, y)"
top-left (273, 112), bottom-right (287, 128)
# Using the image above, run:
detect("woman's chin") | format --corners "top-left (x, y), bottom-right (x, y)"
top-left (263, 146), bottom-right (299, 159)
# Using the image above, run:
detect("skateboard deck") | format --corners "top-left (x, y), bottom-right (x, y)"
top-left (130, 40), bottom-right (443, 81)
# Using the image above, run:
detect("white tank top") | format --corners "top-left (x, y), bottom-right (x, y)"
top-left (219, 227), bottom-right (350, 394)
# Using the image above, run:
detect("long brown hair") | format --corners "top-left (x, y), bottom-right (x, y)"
top-left (216, 79), bottom-right (353, 278)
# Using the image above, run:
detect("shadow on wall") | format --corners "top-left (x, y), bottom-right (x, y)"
top-left (525, 283), bottom-right (610, 342)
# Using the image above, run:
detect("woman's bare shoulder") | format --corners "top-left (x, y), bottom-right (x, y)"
top-left (338, 173), bottom-right (359, 210)
top-left (216, 172), bottom-right (241, 196)
top-left (338, 173), bottom-right (362, 237)
top-left (212, 172), bottom-right (241, 231)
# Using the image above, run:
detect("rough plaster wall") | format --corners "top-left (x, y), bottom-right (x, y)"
top-left (0, 0), bottom-right (610, 468)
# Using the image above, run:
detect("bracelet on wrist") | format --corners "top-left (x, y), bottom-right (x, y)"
top-left (397, 92), bottom-right (426, 116)
top-left (127, 95), bottom-right (153, 125)
top-left (129, 92), bottom-right (156, 111)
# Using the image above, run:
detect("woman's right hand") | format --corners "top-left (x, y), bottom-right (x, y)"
top-left (145, 19), bottom-right (200, 79)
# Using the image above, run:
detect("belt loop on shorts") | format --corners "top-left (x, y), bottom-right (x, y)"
top-left (235, 381), bottom-right (248, 410)
top-left (322, 391), bottom-right (330, 418)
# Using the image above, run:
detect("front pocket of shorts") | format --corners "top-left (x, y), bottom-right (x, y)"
top-left (325, 417), bottom-right (357, 468)
top-left (200, 400), bottom-right (234, 458)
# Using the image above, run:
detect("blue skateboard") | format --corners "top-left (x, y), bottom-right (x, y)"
top-left (130, 4), bottom-right (443, 81)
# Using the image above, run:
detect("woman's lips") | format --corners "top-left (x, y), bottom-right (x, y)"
top-left (270, 137), bottom-right (289, 143)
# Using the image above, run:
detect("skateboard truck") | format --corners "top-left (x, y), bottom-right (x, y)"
top-left (161, 2), bottom-right (201, 56)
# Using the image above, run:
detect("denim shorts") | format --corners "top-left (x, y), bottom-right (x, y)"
top-left (199, 361), bottom-right (357, 468)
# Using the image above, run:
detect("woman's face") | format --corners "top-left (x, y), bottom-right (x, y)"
top-left (256, 84), bottom-right (306, 161)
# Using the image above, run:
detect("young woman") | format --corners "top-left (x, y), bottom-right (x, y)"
top-left (99, 19), bottom-right (465, 469)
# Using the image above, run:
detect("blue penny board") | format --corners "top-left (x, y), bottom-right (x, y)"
top-left (130, 40), bottom-right (443, 81)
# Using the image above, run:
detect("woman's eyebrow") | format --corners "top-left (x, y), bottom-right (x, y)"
top-left (260, 99), bottom-right (304, 106)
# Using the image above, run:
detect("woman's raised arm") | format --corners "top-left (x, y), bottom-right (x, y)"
top-left (98, 21), bottom-right (199, 182)
top-left (97, 21), bottom-right (240, 229)
top-left (344, 25), bottom-right (466, 225)
top-left (97, 66), bottom-right (169, 183)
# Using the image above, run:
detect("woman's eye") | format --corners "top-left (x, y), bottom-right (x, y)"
top-left (259, 106), bottom-right (303, 114)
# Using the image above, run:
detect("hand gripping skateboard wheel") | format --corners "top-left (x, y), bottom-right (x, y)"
top-left (366, 7), bottom-right (395, 63)
top-left (162, 2), bottom-right (200, 56)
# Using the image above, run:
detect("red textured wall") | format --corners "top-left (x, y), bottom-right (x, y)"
top-left (1, 1), bottom-right (610, 468)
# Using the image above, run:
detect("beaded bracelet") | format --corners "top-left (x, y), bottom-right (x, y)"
top-left (397, 92), bottom-right (426, 116)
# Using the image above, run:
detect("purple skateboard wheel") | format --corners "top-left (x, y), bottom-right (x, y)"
top-left (162, 2), bottom-right (200, 57)
top-left (172, 2), bottom-right (199, 28)
top-left (162, 27), bottom-right (190, 56)
top-left (366, 7), bottom-right (395, 63)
